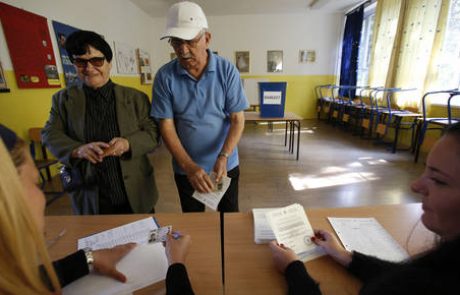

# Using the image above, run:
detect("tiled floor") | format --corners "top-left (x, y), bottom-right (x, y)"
top-left (45, 120), bottom-right (425, 216)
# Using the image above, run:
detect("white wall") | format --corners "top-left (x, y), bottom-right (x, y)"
top-left (0, 0), bottom-right (160, 76)
top-left (0, 1), bottom-right (344, 77)
top-left (154, 12), bottom-right (344, 76)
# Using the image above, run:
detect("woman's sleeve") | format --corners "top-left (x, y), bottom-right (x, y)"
top-left (348, 251), bottom-right (402, 283)
top-left (42, 91), bottom-right (82, 166)
top-left (122, 91), bottom-right (159, 159)
top-left (52, 250), bottom-right (89, 287)
top-left (166, 263), bottom-right (195, 295)
top-left (284, 261), bottom-right (322, 295)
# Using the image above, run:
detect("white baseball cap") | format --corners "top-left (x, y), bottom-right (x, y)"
top-left (160, 1), bottom-right (208, 40)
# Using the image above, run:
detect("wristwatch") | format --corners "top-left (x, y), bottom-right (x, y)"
top-left (83, 247), bottom-right (94, 272)
top-left (218, 152), bottom-right (229, 159)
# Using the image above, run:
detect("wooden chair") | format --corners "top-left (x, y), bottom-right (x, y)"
top-left (28, 127), bottom-right (64, 205)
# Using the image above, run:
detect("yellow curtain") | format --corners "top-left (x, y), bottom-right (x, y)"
top-left (368, 0), bottom-right (449, 109)
top-left (368, 0), bottom-right (405, 88)
top-left (422, 0), bottom-right (452, 114)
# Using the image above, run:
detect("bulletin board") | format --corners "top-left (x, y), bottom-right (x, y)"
top-left (0, 2), bottom-right (60, 88)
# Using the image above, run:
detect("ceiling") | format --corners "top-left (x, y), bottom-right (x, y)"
top-left (130, 0), bottom-right (367, 18)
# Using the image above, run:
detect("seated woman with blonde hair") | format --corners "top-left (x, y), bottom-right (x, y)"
top-left (269, 122), bottom-right (460, 294)
top-left (0, 124), bottom-right (135, 293)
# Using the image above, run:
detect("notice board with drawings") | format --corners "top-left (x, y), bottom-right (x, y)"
top-left (0, 2), bottom-right (60, 88)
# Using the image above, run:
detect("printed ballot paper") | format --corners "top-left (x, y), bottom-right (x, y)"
top-left (265, 203), bottom-right (325, 262)
top-left (192, 174), bottom-right (231, 210)
top-left (328, 217), bottom-right (409, 262)
top-left (63, 217), bottom-right (169, 295)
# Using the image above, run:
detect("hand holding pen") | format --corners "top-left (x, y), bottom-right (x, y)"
top-left (165, 231), bottom-right (191, 266)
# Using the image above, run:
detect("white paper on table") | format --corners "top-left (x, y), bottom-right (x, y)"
top-left (266, 203), bottom-right (324, 261)
top-left (252, 208), bottom-right (277, 244)
top-left (328, 217), bottom-right (408, 262)
top-left (192, 175), bottom-right (231, 210)
top-left (63, 243), bottom-right (168, 295)
top-left (77, 217), bottom-right (158, 250)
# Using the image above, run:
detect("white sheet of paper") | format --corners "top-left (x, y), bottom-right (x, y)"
top-left (266, 203), bottom-right (323, 261)
top-left (63, 243), bottom-right (168, 295)
top-left (77, 217), bottom-right (157, 250)
top-left (252, 208), bottom-right (277, 244)
top-left (192, 175), bottom-right (231, 210)
top-left (328, 217), bottom-right (409, 262)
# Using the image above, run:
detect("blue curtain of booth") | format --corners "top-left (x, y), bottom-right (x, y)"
top-left (339, 5), bottom-right (364, 98)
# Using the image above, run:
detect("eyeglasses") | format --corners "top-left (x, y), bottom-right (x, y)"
top-left (169, 32), bottom-right (204, 49)
top-left (73, 56), bottom-right (106, 68)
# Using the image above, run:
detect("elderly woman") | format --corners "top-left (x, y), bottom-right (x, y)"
top-left (269, 122), bottom-right (460, 295)
top-left (0, 124), bottom-right (135, 293)
top-left (42, 30), bottom-right (159, 215)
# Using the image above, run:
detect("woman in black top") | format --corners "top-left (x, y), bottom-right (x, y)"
top-left (0, 124), bottom-right (135, 293)
top-left (269, 122), bottom-right (460, 295)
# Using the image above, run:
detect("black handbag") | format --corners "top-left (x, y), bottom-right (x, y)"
top-left (59, 165), bottom-right (84, 192)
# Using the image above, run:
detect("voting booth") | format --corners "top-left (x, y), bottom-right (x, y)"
top-left (258, 82), bottom-right (287, 118)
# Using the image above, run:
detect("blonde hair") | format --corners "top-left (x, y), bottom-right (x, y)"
top-left (0, 140), bottom-right (61, 294)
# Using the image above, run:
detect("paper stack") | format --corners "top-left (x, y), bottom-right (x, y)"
top-left (253, 204), bottom-right (325, 262)
top-left (252, 208), bottom-right (277, 244)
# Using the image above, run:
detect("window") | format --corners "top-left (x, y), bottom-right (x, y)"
top-left (430, 0), bottom-right (460, 106)
top-left (356, 2), bottom-right (376, 87)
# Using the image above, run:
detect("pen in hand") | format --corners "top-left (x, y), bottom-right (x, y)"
top-left (46, 229), bottom-right (67, 248)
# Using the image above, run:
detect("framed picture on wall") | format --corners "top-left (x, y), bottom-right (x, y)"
top-left (299, 50), bottom-right (316, 63)
top-left (235, 51), bottom-right (250, 73)
top-left (267, 50), bottom-right (283, 73)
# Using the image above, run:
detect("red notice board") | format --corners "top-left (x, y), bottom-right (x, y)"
top-left (0, 2), bottom-right (60, 88)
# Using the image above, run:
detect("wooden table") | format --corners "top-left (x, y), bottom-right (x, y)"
top-left (224, 203), bottom-right (434, 295)
top-left (45, 213), bottom-right (223, 295)
top-left (245, 111), bottom-right (302, 160)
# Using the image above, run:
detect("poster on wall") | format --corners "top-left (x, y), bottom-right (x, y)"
top-left (114, 41), bottom-right (137, 75)
top-left (52, 21), bottom-right (81, 86)
top-left (299, 50), bottom-right (316, 63)
top-left (235, 51), bottom-right (250, 73)
top-left (136, 49), bottom-right (153, 84)
top-left (0, 62), bottom-right (9, 92)
top-left (0, 2), bottom-right (61, 88)
top-left (267, 50), bottom-right (283, 73)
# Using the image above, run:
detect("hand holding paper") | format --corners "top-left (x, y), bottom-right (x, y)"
top-left (192, 174), bottom-right (231, 211)
top-left (265, 203), bottom-right (325, 262)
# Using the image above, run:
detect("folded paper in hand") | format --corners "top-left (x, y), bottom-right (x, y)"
top-left (192, 175), bottom-right (231, 211)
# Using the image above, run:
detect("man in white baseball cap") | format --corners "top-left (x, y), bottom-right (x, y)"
top-left (151, 1), bottom-right (249, 213)
top-left (160, 1), bottom-right (208, 41)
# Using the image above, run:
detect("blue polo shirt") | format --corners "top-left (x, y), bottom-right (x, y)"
top-left (151, 50), bottom-right (249, 175)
